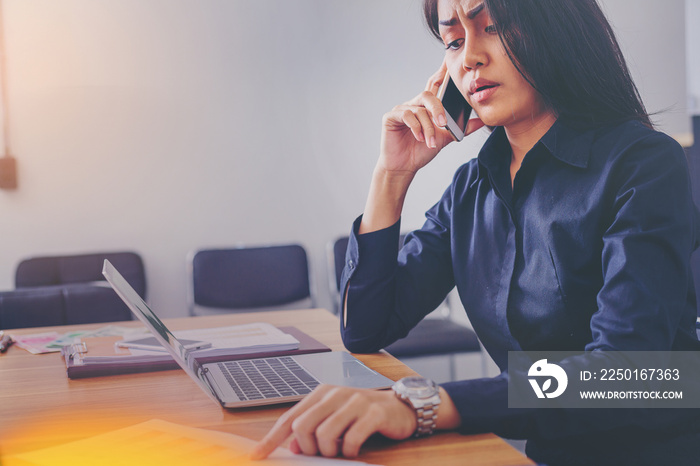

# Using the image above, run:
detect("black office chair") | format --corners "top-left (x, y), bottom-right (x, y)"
top-left (328, 236), bottom-right (483, 381)
top-left (3, 251), bottom-right (147, 329)
top-left (188, 244), bottom-right (315, 316)
top-left (16, 252), bottom-right (146, 297)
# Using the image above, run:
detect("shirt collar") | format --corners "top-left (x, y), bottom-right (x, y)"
top-left (539, 119), bottom-right (594, 169)
top-left (478, 119), bottom-right (594, 173)
top-left (477, 126), bottom-right (511, 177)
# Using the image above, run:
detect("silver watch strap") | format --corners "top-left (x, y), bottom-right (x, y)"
top-left (414, 402), bottom-right (439, 437)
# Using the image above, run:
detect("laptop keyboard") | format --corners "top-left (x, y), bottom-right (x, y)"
top-left (218, 356), bottom-right (321, 401)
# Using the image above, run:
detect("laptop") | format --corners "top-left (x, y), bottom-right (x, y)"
top-left (102, 260), bottom-right (393, 408)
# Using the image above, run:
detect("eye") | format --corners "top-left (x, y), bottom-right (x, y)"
top-left (444, 38), bottom-right (464, 51)
top-left (485, 24), bottom-right (497, 34)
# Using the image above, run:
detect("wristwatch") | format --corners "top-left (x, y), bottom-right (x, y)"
top-left (392, 376), bottom-right (441, 437)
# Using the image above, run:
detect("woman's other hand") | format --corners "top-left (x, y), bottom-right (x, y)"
top-left (250, 385), bottom-right (416, 460)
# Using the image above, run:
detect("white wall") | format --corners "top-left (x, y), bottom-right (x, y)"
top-left (0, 0), bottom-right (690, 319)
top-left (687, 0), bottom-right (700, 116)
top-left (600, 0), bottom-right (689, 140)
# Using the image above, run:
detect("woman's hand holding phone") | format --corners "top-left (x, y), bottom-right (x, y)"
top-left (359, 60), bottom-right (484, 235)
top-left (378, 60), bottom-right (484, 177)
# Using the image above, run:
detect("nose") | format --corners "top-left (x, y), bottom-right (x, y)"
top-left (461, 34), bottom-right (487, 71)
top-left (463, 57), bottom-right (484, 71)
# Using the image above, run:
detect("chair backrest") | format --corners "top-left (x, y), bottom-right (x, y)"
top-left (0, 284), bottom-right (139, 330)
top-left (15, 252), bottom-right (146, 299)
top-left (0, 288), bottom-right (65, 329)
top-left (189, 244), bottom-right (314, 315)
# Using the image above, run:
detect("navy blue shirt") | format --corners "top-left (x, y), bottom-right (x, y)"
top-left (340, 119), bottom-right (700, 463)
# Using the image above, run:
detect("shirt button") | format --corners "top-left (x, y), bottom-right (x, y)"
top-left (348, 260), bottom-right (356, 270)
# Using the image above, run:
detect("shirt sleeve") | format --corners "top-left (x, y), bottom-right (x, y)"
top-left (442, 373), bottom-right (700, 445)
top-left (340, 183), bottom-right (458, 354)
top-left (589, 131), bottom-right (699, 351)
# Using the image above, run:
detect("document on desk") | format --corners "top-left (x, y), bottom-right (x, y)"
top-left (120, 322), bottom-right (300, 356)
top-left (61, 326), bottom-right (330, 379)
top-left (1, 419), bottom-right (378, 466)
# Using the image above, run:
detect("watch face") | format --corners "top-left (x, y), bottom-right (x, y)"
top-left (399, 376), bottom-right (438, 398)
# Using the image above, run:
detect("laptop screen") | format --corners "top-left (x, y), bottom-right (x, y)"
top-left (102, 260), bottom-right (220, 404)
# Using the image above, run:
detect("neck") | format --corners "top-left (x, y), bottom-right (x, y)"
top-left (504, 112), bottom-right (557, 164)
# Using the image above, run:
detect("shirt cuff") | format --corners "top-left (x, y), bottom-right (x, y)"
top-left (345, 215), bottom-right (402, 283)
top-left (441, 374), bottom-right (531, 439)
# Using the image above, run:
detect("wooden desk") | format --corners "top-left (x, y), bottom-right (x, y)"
top-left (0, 309), bottom-right (532, 465)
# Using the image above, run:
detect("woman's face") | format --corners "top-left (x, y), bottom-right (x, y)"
top-left (437, 0), bottom-right (555, 132)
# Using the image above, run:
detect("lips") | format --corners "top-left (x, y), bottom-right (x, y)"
top-left (469, 78), bottom-right (500, 103)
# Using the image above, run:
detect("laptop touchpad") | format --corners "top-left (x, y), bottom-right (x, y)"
top-left (343, 361), bottom-right (370, 378)
top-left (292, 352), bottom-right (393, 389)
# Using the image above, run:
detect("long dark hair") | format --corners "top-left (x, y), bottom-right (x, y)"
top-left (423, 0), bottom-right (652, 129)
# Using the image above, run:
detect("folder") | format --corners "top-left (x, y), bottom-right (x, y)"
top-left (61, 326), bottom-right (331, 379)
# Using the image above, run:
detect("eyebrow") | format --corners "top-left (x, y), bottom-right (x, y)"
top-left (467, 3), bottom-right (485, 19)
top-left (438, 18), bottom-right (458, 27)
top-left (438, 3), bottom-right (485, 27)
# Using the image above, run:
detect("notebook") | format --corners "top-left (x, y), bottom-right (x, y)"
top-left (102, 260), bottom-right (394, 408)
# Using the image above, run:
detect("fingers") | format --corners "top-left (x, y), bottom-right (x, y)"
top-left (250, 385), bottom-right (333, 460)
top-left (407, 91), bottom-right (447, 128)
top-left (384, 58), bottom-right (456, 151)
top-left (413, 107), bottom-right (440, 150)
top-left (387, 91), bottom-right (448, 150)
top-left (340, 403), bottom-right (384, 457)
top-left (425, 58), bottom-right (449, 95)
top-left (294, 391), bottom-right (383, 458)
top-left (399, 108), bottom-right (425, 144)
top-left (289, 388), bottom-right (350, 456)
top-left (252, 386), bottom-right (405, 461)
top-left (399, 107), bottom-right (438, 149)
top-left (249, 408), bottom-right (298, 460)
top-left (314, 392), bottom-right (368, 457)
top-left (288, 438), bottom-right (301, 455)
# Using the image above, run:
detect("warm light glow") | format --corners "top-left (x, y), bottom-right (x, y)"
top-left (2, 414), bottom-right (258, 466)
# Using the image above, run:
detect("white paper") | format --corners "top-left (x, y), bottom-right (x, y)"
top-left (120, 322), bottom-right (300, 356)
top-left (2, 419), bottom-right (379, 466)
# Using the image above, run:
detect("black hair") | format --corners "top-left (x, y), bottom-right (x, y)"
top-left (423, 0), bottom-right (653, 129)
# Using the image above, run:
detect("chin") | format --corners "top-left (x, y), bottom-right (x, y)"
top-left (473, 110), bottom-right (500, 128)
top-left (474, 106), bottom-right (518, 128)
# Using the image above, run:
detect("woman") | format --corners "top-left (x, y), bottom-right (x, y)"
top-left (252, 0), bottom-right (700, 464)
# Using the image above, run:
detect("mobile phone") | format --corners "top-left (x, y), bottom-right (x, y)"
top-left (117, 336), bottom-right (211, 352)
top-left (436, 72), bottom-right (472, 141)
